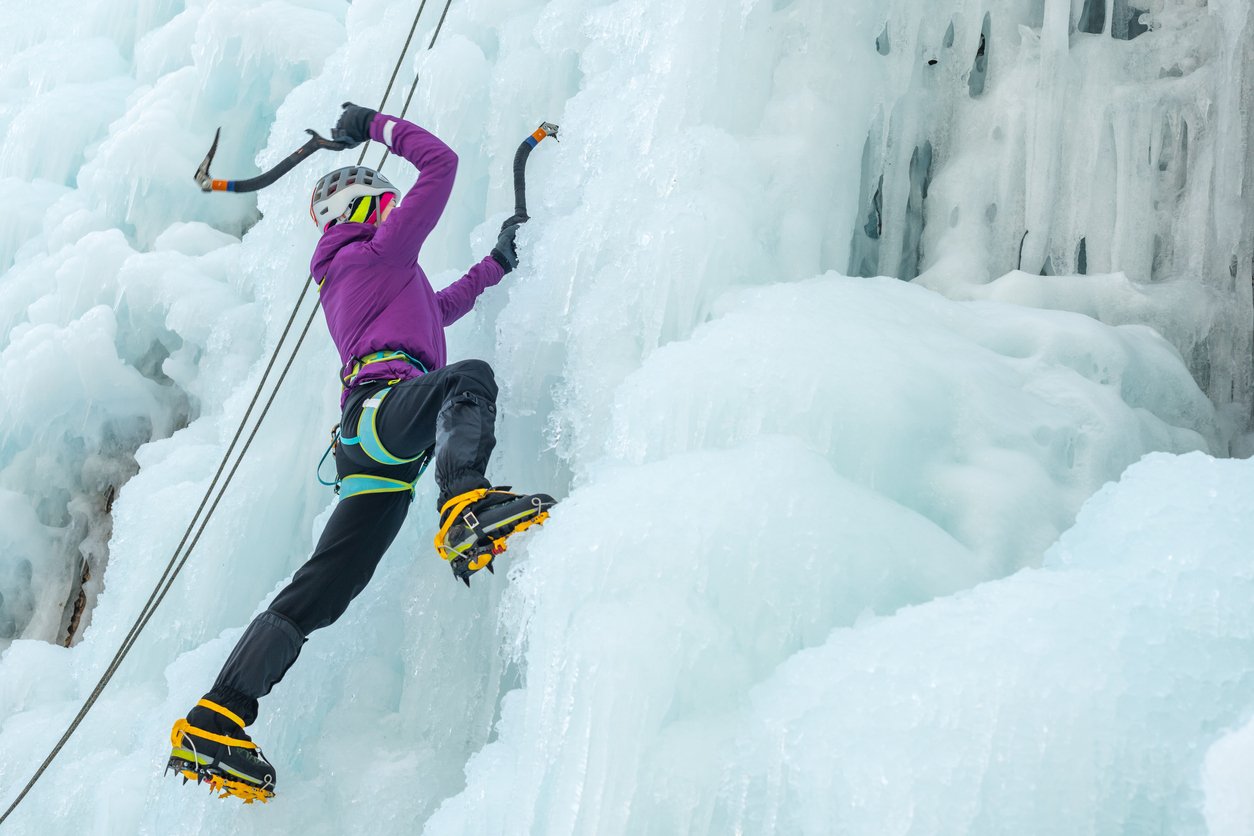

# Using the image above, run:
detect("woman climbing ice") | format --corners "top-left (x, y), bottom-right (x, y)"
top-left (166, 103), bottom-right (554, 802)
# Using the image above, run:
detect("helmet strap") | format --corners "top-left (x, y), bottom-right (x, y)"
top-left (373, 191), bottom-right (397, 223)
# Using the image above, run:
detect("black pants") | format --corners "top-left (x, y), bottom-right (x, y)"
top-left (204, 359), bottom-right (498, 725)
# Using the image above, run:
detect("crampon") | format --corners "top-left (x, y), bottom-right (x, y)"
top-left (167, 700), bottom-right (276, 803)
top-left (166, 755), bottom-right (274, 804)
top-left (435, 488), bottom-right (556, 586)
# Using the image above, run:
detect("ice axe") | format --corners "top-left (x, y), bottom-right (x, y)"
top-left (503, 121), bottom-right (559, 226)
top-left (193, 127), bottom-right (354, 193)
top-left (195, 121), bottom-right (558, 198)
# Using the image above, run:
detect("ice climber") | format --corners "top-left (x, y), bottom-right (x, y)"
top-left (167, 103), bottom-right (555, 802)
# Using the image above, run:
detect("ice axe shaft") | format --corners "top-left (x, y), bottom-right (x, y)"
top-left (508, 122), bottom-right (559, 224)
top-left (194, 128), bottom-right (353, 193)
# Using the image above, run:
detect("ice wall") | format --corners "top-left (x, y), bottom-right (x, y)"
top-left (851, 0), bottom-right (1254, 430)
top-left (0, 0), bottom-right (1248, 834)
top-left (426, 452), bottom-right (1254, 836)
top-left (0, 0), bottom-right (344, 644)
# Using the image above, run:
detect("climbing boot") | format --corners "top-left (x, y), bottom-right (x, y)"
top-left (435, 487), bottom-right (556, 586)
top-left (167, 699), bottom-right (276, 803)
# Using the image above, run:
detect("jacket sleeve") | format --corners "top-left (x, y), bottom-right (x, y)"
top-left (437, 255), bottom-right (507, 326)
top-left (364, 114), bottom-right (458, 266)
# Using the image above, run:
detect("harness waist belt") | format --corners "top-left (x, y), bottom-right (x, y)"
top-left (341, 349), bottom-right (427, 389)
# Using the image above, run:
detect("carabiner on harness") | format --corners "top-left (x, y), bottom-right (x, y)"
top-left (316, 423), bottom-right (341, 487)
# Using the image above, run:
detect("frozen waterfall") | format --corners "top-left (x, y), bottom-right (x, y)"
top-left (0, 0), bottom-right (1252, 833)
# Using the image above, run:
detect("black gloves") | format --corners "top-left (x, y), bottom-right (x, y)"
top-left (491, 218), bottom-right (523, 273)
top-left (332, 102), bottom-right (377, 147)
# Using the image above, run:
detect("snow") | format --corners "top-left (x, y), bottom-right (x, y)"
top-left (0, 0), bottom-right (1251, 833)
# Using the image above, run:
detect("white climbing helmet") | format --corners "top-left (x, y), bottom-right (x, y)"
top-left (309, 166), bottom-right (399, 229)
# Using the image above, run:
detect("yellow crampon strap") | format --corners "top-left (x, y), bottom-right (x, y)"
top-left (434, 490), bottom-right (551, 565)
top-left (198, 698), bottom-right (247, 728)
top-left (171, 718), bottom-right (192, 748)
top-left (434, 489), bottom-right (490, 561)
top-left (171, 718), bottom-right (257, 750)
top-left (170, 699), bottom-right (257, 750)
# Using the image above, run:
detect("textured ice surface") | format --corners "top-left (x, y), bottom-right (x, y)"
top-left (427, 451), bottom-right (1254, 836)
top-left (0, 0), bottom-right (1251, 833)
top-left (856, 0), bottom-right (1254, 419)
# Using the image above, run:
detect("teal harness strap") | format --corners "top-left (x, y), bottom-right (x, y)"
top-left (336, 449), bottom-right (432, 501)
top-left (317, 379), bottom-right (433, 501)
top-left (338, 386), bottom-right (423, 466)
top-left (338, 474), bottom-right (418, 501)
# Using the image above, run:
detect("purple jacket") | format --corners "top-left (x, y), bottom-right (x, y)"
top-left (311, 114), bottom-right (505, 407)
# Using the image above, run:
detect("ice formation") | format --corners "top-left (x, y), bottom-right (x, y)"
top-left (0, 0), bottom-right (1250, 833)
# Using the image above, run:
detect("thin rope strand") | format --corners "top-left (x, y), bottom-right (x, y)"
top-left (376, 0), bottom-right (453, 171)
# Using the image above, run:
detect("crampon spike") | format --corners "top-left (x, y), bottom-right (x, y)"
top-left (168, 752), bottom-right (274, 803)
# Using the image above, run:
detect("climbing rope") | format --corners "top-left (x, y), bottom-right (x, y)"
top-left (0, 0), bottom-right (454, 825)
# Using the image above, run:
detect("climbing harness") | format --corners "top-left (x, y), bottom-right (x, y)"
top-left (341, 387), bottom-right (425, 465)
top-left (317, 381), bottom-right (435, 500)
top-left (318, 350), bottom-right (430, 491)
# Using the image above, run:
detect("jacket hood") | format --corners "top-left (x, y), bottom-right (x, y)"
top-left (311, 222), bottom-right (375, 277)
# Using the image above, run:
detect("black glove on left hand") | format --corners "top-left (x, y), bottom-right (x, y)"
top-left (332, 102), bottom-right (377, 147)
top-left (491, 220), bottom-right (523, 273)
